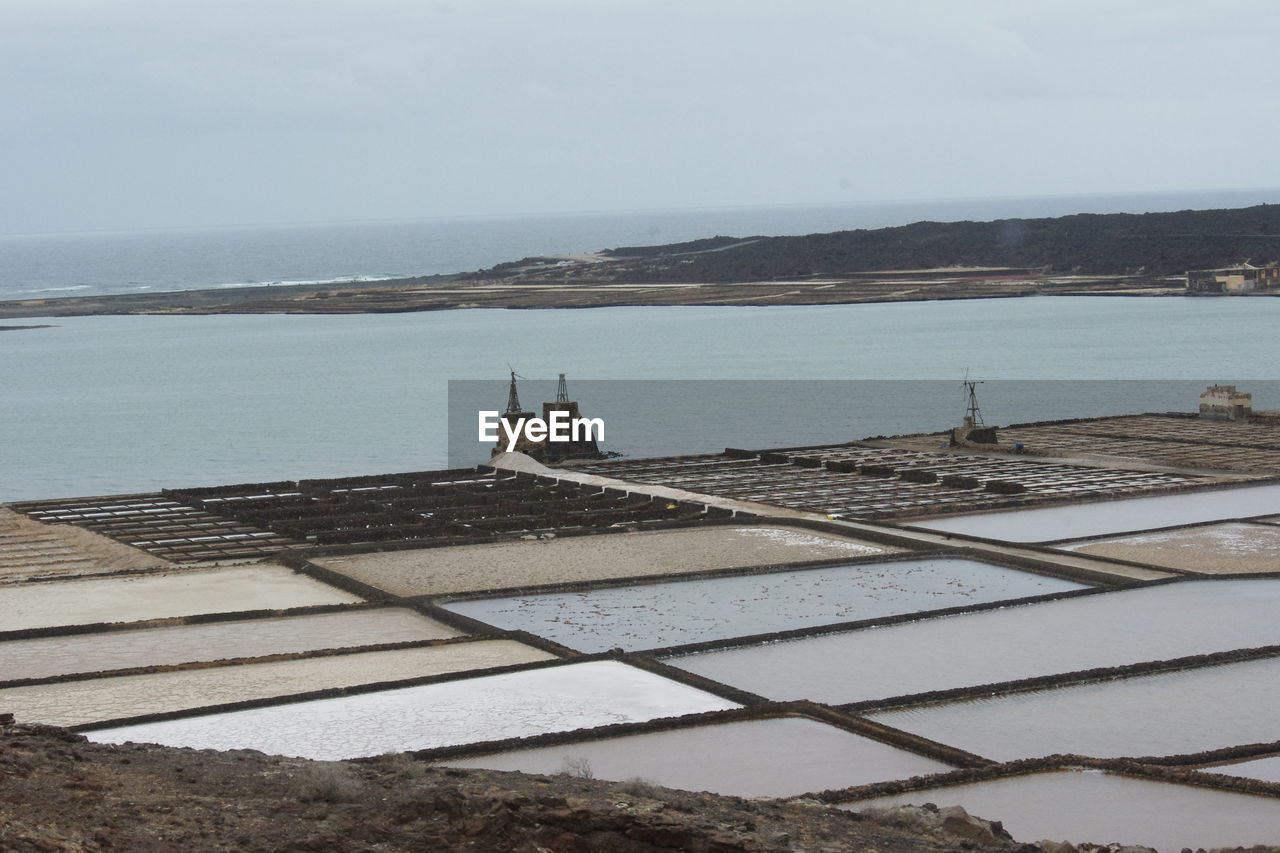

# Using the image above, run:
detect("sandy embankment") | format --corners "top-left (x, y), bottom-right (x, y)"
top-left (0, 507), bottom-right (169, 583)
top-left (1, 640), bottom-right (553, 727)
top-left (314, 525), bottom-right (902, 597)
top-left (0, 565), bottom-right (360, 633)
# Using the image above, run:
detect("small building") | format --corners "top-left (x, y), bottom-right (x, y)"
top-left (1186, 264), bottom-right (1280, 294)
top-left (1199, 385), bottom-right (1252, 421)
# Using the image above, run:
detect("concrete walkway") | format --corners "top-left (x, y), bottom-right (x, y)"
top-left (487, 454), bottom-right (1174, 584)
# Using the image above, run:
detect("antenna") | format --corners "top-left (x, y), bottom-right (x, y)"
top-left (556, 373), bottom-right (570, 403)
top-left (962, 369), bottom-right (985, 427)
top-left (505, 366), bottom-right (524, 414)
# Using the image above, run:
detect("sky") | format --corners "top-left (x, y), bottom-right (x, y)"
top-left (3, 0), bottom-right (1279, 234)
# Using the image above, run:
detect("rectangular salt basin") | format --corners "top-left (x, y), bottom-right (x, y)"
top-left (0, 566), bottom-right (360, 632)
top-left (0, 607), bottom-right (461, 681)
top-left (1204, 754), bottom-right (1280, 784)
top-left (314, 525), bottom-right (898, 597)
top-left (910, 483), bottom-right (1280, 542)
top-left (2, 640), bottom-right (553, 727)
top-left (443, 716), bottom-right (953, 798)
top-left (848, 769), bottom-right (1280, 852)
top-left (90, 660), bottom-right (740, 760)
top-left (1057, 522), bottom-right (1280, 574)
top-left (667, 579), bottom-right (1280, 704)
top-left (868, 656), bottom-right (1280, 761)
top-left (442, 558), bottom-right (1087, 653)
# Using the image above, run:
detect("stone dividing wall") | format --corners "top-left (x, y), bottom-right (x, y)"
top-left (0, 601), bottom-right (376, 644)
top-left (838, 645), bottom-right (1280, 715)
top-left (425, 549), bottom-right (949, 606)
top-left (302, 515), bottom-right (739, 560)
top-left (641, 579), bottom-right (1135, 660)
top-left (69, 652), bottom-right (597, 734)
top-left (814, 754), bottom-right (1280, 806)
top-left (423, 541), bottom-right (1135, 617)
top-left (1037, 513), bottom-right (1280, 546)
top-left (289, 558), bottom-right (397, 602)
top-left (0, 636), bottom-right (481, 691)
top-left (574, 443), bottom-right (1214, 522)
top-left (1142, 741), bottom-right (1280, 767)
top-left (409, 701), bottom-right (989, 771)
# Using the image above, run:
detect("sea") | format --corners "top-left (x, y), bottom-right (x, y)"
top-left (3, 189), bottom-right (1280, 502)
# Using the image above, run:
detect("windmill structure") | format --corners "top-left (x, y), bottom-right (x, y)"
top-left (950, 371), bottom-right (999, 446)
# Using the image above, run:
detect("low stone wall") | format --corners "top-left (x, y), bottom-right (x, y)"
top-left (815, 753), bottom-right (1280, 805)
top-left (839, 645), bottom-right (1280, 715)
top-left (0, 600), bottom-right (374, 644)
top-left (70, 652), bottom-right (590, 733)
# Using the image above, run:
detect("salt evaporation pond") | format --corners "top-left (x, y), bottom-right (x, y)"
top-left (667, 579), bottom-right (1280, 704)
top-left (90, 660), bottom-right (740, 759)
top-left (1057, 522), bottom-right (1280, 574)
top-left (443, 716), bottom-right (953, 798)
top-left (4, 640), bottom-right (553, 727)
top-left (317, 525), bottom-right (896, 597)
top-left (1206, 754), bottom-right (1280, 784)
top-left (909, 483), bottom-right (1280, 542)
top-left (0, 566), bottom-right (360, 632)
top-left (441, 558), bottom-right (1086, 653)
top-left (868, 656), bottom-right (1280, 760)
top-left (847, 769), bottom-right (1280, 852)
top-left (0, 607), bottom-right (460, 681)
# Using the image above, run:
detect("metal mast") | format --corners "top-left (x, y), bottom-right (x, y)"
top-left (505, 369), bottom-right (523, 414)
top-left (962, 372), bottom-right (985, 427)
top-left (556, 373), bottom-right (570, 403)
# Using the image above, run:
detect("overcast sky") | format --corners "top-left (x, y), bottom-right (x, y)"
top-left (4, 0), bottom-right (1278, 234)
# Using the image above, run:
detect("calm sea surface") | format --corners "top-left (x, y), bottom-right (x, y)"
top-left (3, 297), bottom-right (1279, 502)
top-left (6, 191), bottom-right (1280, 500)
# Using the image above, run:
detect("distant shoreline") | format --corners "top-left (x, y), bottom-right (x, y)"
top-left (0, 274), bottom-right (1191, 319)
top-left (6, 201), bottom-right (1280, 318)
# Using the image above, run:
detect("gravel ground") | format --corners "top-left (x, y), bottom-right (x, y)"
top-left (1059, 522), bottom-right (1280, 573)
top-left (315, 525), bottom-right (902, 597)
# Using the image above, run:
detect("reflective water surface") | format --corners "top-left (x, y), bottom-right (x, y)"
top-left (444, 716), bottom-right (953, 797)
top-left (849, 769), bottom-right (1280, 852)
top-left (443, 558), bottom-right (1085, 653)
top-left (868, 657), bottom-right (1280, 761)
top-left (912, 484), bottom-right (1280, 542)
top-left (667, 579), bottom-right (1280, 704)
top-left (91, 661), bottom-right (740, 759)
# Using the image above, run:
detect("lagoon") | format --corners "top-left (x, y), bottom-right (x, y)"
top-left (3, 298), bottom-right (1280, 501)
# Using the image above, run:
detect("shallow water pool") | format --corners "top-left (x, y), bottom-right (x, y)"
top-left (443, 716), bottom-right (953, 797)
top-left (442, 557), bottom-right (1086, 652)
top-left (910, 483), bottom-right (1280, 542)
top-left (868, 656), bottom-right (1280, 760)
top-left (667, 579), bottom-right (1280, 704)
top-left (848, 769), bottom-right (1280, 851)
top-left (90, 660), bottom-right (740, 759)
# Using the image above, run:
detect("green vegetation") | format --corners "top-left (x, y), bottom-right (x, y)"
top-left (599, 204), bottom-right (1280, 282)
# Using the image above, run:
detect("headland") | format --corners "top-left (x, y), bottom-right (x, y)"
top-left (3, 204), bottom-right (1279, 318)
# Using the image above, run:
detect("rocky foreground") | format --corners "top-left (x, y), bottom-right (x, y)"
top-left (0, 723), bottom-right (1271, 853)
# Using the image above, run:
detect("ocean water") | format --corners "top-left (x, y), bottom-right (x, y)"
top-left (3, 298), bottom-right (1280, 502)
top-left (4, 190), bottom-right (1280, 501)
top-left (3, 188), bottom-right (1279, 299)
